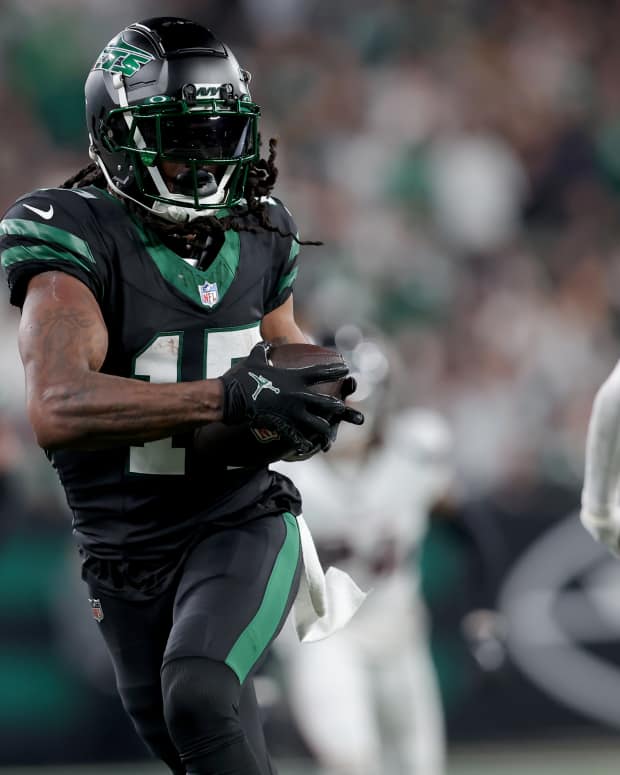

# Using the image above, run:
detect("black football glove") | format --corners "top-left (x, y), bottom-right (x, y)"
top-left (319, 375), bottom-right (365, 454)
top-left (220, 342), bottom-right (362, 455)
top-left (341, 375), bottom-right (358, 401)
top-left (281, 377), bottom-right (364, 460)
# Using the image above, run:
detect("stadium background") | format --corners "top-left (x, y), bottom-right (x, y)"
top-left (2, 0), bottom-right (620, 772)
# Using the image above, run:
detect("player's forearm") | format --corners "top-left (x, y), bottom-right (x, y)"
top-left (29, 370), bottom-right (224, 450)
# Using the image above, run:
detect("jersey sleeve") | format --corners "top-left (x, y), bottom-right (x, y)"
top-left (0, 189), bottom-right (109, 308)
top-left (263, 198), bottom-right (302, 314)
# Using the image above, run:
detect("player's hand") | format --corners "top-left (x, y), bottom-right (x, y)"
top-left (281, 378), bottom-right (364, 460)
top-left (220, 342), bottom-right (362, 453)
top-left (316, 375), bottom-right (365, 455)
top-left (580, 506), bottom-right (620, 558)
top-left (341, 375), bottom-right (357, 400)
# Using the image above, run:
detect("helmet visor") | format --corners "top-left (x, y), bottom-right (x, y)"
top-left (136, 113), bottom-right (253, 162)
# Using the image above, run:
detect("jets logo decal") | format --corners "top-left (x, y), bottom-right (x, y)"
top-left (94, 35), bottom-right (154, 77)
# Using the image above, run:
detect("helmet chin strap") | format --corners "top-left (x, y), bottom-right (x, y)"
top-left (89, 145), bottom-right (229, 223)
top-left (89, 144), bottom-right (158, 216)
top-left (149, 164), bottom-right (235, 220)
top-left (152, 201), bottom-right (214, 223)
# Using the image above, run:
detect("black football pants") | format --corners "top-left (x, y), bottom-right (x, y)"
top-left (87, 513), bottom-right (301, 774)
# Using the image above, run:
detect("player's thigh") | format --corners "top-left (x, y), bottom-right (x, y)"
top-left (86, 585), bottom-right (174, 712)
top-left (164, 511), bottom-right (302, 684)
top-left (286, 632), bottom-right (381, 768)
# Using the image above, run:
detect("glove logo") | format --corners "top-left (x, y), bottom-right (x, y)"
top-left (248, 372), bottom-right (280, 401)
top-left (251, 426), bottom-right (281, 443)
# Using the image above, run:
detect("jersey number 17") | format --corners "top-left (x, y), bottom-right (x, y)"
top-left (129, 323), bottom-right (261, 476)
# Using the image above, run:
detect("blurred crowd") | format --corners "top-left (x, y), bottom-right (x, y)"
top-left (1, 0), bottom-right (620, 764)
top-left (2, 0), bottom-right (620, 500)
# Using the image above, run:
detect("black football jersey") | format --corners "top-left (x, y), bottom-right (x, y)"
top-left (0, 186), bottom-right (302, 562)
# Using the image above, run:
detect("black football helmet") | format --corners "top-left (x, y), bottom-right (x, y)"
top-left (85, 17), bottom-right (260, 221)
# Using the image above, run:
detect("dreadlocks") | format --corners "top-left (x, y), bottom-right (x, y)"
top-left (61, 139), bottom-right (321, 255)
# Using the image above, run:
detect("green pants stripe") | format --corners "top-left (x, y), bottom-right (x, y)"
top-left (225, 511), bottom-right (300, 683)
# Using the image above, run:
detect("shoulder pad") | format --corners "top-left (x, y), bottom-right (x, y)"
top-left (263, 197), bottom-right (298, 235)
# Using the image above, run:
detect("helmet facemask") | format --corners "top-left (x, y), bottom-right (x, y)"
top-left (99, 85), bottom-right (260, 218)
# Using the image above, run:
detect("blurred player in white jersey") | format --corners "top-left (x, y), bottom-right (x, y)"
top-left (274, 326), bottom-right (452, 775)
top-left (581, 360), bottom-right (620, 554)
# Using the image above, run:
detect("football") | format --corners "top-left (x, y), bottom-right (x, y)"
top-left (193, 342), bottom-right (346, 468)
top-left (267, 342), bottom-right (346, 398)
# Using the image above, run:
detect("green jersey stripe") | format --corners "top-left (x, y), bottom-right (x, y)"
top-left (1, 243), bottom-right (93, 275)
top-left (0, 219), bottom-right (95, 264)
top-left (276, 265), bottom-right (298, 295)
top-left (225, 512), bottom-right (300, 683)
top-left (288, 236), bottom-right (300, 263)
top-left (129, 216), bottom-right (240, 310)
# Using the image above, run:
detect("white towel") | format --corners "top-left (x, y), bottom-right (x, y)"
top-left (293, 514), bottom-right (368, 642)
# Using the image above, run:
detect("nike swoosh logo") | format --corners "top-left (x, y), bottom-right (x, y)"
top-left (23, 203), bottom-right (54, 220)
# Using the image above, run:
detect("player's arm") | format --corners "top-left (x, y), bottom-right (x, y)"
top-left (581, 360), bottom-right (620, 554)
top-left (260, 293), bottom-right (308, 346)
top-left (19, 271), bottom-right (225, 451)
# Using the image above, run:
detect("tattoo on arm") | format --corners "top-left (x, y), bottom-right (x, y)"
top-left (30, 308), bottom-right (101, 382)
top-left (21, 289), bottom-right (223, 449)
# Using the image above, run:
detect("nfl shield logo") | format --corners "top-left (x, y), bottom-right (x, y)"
top-left (88, 598), bottom-right (104, 622)
top-left (198, 280), bottom-right (219, 308)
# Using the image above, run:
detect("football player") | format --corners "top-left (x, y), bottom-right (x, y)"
top-left (581, 360), bottom-right (620, 555)
top-left (274, 328), bottom-right (450, 775)
top-left (0, 18), bottom-right (363, 775)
